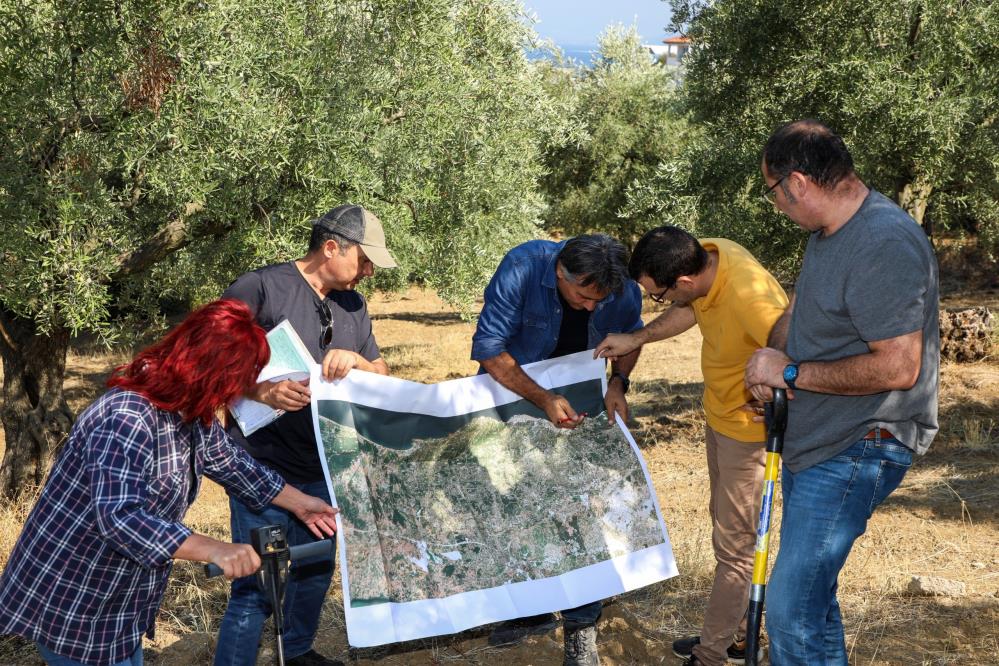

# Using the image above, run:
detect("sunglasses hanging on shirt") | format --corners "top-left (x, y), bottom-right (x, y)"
top-left (318, 299), bottom-right (334, 349)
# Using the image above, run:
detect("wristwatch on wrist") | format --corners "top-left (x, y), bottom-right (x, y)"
top-left (782, 363), bottom-right (799, 390)
top-left (609, 372), bottom-right (631, 394)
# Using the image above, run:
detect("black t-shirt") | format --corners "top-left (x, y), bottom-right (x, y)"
top-left (223, 262), bottom-right (380, 483)
top-left (550, 290), bottom-right (591, 359)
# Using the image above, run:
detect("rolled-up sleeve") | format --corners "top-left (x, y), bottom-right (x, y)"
top-left (85, 412), bottom-right (192, 569)
top-left (203, 424), bottom-right (285, 510)
top-left (471, 254), bottom-right (530, 361)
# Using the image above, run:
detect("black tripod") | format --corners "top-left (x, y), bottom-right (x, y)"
top-left (205, 525), bottom-right (334, 666)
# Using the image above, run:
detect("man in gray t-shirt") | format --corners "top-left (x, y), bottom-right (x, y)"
top-left (743, 120), bottom-right (939, 666)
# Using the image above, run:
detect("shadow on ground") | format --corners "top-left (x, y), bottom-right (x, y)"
top-left (0, 636), bottom-right (42, 665)
top-left (371, 312), bottom-right (466, 326)
top-left (844, 595), bottom-right (999, 664)
top-left (628, 380), bottom-right (704, 450)
top-left (63, 367), bottom-right (117, 408)
top-left (884, 394), bottom-right (999, 528)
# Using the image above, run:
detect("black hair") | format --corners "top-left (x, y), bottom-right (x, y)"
top-left (629, 226), bottom-right (708, 287)
top-left (558, 234), bottom-right (630, 295)
top-left (308, 226), bottom-right (359, 254)
top-left (763, 119), bottom-right (855, 189)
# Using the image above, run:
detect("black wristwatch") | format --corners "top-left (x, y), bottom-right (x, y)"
top-left (609, 372), bottom-right (631, 394)
top-left (782, 363), bottom-right (799, 390)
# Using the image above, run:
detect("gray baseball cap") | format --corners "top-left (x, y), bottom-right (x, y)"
top-left (313, 204), bottom-right (398, 268)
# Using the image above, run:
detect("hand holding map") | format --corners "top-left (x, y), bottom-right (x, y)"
top-left (254, 376), bottom-right (311, 412)
top-left (230, 319), bottom-right (313, 436)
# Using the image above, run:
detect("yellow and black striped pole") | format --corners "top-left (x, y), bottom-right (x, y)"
top-left (745, 388), bottom-right (787, 666)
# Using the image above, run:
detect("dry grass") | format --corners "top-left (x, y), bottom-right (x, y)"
top-left (1, 286), bottom-right (997, 665)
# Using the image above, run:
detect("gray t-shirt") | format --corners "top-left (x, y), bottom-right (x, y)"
top-left (784, 190), bottom-right (939, 472)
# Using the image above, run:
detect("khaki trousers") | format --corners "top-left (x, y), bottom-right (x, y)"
top-left (691, 426), bottom-right (766, 666)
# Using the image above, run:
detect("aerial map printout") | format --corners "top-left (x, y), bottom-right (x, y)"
top-left (310, 351), bottom-right (677, 647)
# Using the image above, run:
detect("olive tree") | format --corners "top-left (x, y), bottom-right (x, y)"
top-left (0, 0), bottom-right (560, 494)
top-left (629, 0), bottom-right (999, 275)
top-left (537, 26), bottom-right (687, 243)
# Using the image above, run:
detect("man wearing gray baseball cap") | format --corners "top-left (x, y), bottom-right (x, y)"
top-left (215, 204), bottom-right (396, 666)
top-left (314, 203), bottom-right (398, 270)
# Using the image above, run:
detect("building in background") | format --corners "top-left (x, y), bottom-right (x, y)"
top-left (644, 35), bottom-right (690, 67)
top-left (662, 35), bottom-right (691, 66)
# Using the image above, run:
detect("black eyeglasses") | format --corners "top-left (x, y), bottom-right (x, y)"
top-left (648, 285), bottom-right (671, 303)
top-left (317, 300), bottom-right (334, 349)
top-left (761, 175), bottom-right (787, 204)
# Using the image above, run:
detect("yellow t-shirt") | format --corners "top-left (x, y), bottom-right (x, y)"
top-left (692, 239), bottom-right (789, 443)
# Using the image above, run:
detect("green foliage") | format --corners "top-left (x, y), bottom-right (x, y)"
top-left (0, 0), bottom-right (559, 338)
top-left (537, 26), bottom-right (688, 244)
top-left (647, 0), bottom-right (999, 276)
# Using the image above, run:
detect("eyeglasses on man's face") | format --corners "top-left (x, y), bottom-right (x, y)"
top-left (318, 300), bottom-right (334, 349)
top-left (648, 285), bottom-right (672, 303)
top-left (761, 175), bottom-right (787, 205)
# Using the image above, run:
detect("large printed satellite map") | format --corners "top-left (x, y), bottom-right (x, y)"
top-left (318, 408), bottom-right (664, 606)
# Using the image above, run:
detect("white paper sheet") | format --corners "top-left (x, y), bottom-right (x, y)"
top-left (229, 319), bottom-right (312, 436)
top-left (310, 351), bottom-right (677, 647)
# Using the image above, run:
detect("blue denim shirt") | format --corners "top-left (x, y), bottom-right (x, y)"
top-left (471, 239), bottom-right (644, 365)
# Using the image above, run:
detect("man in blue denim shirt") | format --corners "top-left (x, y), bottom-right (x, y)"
top-left (745, 121), bottom-right (939, 666)
top-left (471, 234), bottom-right (644, 666)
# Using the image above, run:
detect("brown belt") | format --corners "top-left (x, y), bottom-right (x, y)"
top-left (863, 427), bottom-right (894, 440)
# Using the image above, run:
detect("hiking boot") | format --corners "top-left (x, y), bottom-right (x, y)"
top-left (285, 649), bottom-right (344, 666)
top-left (671, 635), bottom-right (761, 664)
top-left (487, 612), bottom-right (559, 646)
top-left (726, 637), bottom-right (764, 664)
top-left (672, 635), bottom-right (702, 659)
top-left (563, 623), bottom-right (600, 666)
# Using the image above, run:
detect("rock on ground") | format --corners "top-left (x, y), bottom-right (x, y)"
top-left (908, 575), bottom-right (967, 597)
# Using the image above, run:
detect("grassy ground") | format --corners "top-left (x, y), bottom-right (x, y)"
top-left (1, 286), bottom-right (997, 665)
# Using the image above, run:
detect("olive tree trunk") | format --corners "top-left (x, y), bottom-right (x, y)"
top-left (898, 177), bottom-right (934, 237)
top-left (0, 307), bottom-right (74, 497)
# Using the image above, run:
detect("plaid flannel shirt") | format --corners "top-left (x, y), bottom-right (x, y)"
top-left (0, 389), bottom-right (285, 666)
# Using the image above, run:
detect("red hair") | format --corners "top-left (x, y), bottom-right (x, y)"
top-left (108, 299), bottom-right (270, 425)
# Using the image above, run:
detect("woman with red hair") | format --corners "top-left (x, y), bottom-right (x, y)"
top-left (0, 299), bottom-right (337, 666)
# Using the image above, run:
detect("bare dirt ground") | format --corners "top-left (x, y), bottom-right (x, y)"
top-left (1, 286), bottom-right (997, 665)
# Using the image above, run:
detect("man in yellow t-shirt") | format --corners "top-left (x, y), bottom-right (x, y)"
top-left (595, 226), bottom-right (787, 666)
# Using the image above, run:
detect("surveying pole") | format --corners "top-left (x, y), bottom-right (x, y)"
top-left (745, 387), bottom-right (787, 666)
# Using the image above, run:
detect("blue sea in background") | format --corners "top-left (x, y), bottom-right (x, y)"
top-left (526, 44), bottom-right (601, 67)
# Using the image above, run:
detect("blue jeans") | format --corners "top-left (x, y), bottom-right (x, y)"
top-left (766, 437), bottom-right (912, 665)
top-left (214, 480), bottom-right (335, 666)
top-left (37, 643), bottom-right (142, 666)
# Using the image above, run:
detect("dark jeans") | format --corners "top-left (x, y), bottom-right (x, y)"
top-left (561, 600), bottom-right (603, 628)
top-left (766, 437), bottom-right (911, 665)
top-left (214, 480), bottom-right (335, 666)
top-left (512, 601), bottom-right (602, 633)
